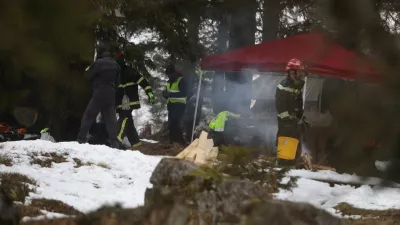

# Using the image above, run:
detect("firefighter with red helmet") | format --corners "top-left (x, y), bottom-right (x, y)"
top-left (275, 58), bottom-right (308, 165)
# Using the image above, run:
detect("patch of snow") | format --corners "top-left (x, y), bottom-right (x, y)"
top-left (140, 139), bottom-right (159, 144)
top-left (275, 169), bottom-right (400, 216)
top-left (375, 160), bottom-right (391, 172)
top-left (2, 139), bottom-right (400, 221)
top-left (23, 134), bottom-right (40, 140)
top-left (287, 169), bottom-right (400, 187)
top-left (40, 132), bottom-right (55, 142)
top-left (0, 140), bottom-right (165, 215)
top-left (340, 214), bottom-right (362, 220)
top-left (22, 211), bottom-right (72, 222)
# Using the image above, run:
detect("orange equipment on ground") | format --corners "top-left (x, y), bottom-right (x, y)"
top-left (139, 122), bottom-right (152, 137)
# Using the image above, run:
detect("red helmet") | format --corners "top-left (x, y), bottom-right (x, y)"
top-left (115, 50), bottom-right (124, 60)
top-left (285, 58), bottom-right (304, 71)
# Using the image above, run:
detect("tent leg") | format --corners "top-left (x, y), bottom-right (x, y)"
top-left (191, 71), bottom-right (203, 142)
top-left (319, 79), bottom-right (323, 113)
top-left (303, 76), bottom-right (307, 110)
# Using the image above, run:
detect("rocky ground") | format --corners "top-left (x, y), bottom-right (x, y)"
top-left (0, 141), bottom-right (399, 225)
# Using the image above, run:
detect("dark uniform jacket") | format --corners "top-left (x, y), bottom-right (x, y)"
top-left (115, 65), bottom-right (153, 111)
top-left (84, 52), bottom-right (121, 104)
top-left (275, 77), bottom-right (305, 138)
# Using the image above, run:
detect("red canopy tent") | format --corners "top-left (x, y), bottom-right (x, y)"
top-left (200, 32), bottom-right (381, 82)
top-left (190, 32), bottom-right (382, 141)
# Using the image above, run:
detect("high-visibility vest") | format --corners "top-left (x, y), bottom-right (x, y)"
top-left (209, 111), bottom-right (240, 132)
top-left (167, 77), bottom-right (187, 104)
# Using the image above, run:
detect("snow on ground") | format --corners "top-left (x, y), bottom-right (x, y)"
top-left (276, 169), bottom-right (400, 217)
top-left (140, 139), bottom-right (159, 144)
top-left (0, 140), bottom-right (165, 216)
top-left (1, 140), bottom-right (400, 220)
top-left (20, 211), bottom-right (70, 222)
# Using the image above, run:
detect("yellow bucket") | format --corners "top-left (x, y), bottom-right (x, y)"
top-left (277, 136), bottom-right (299, 160)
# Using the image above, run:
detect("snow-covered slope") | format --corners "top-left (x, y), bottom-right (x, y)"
top-left (276, 169), bottom-right (400, 217)
top-left (0, 140), bottom-right (399, 221)
top-left (0, 140), bottom-right (164, 214)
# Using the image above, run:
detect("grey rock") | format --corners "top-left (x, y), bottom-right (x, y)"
top-left (216, 179), bottom-right (269, 222)
top-left (242, 199), bottom-right (346, 225)
top-left (195, 190), bottom-right (218, 225)
top-left (150, 158), bottom-right (203, 188)
top-left (145, 157), bottom-right (346, 225)
top-left (0, 189), bottom-right (20, 225)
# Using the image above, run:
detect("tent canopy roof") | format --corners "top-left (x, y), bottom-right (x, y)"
top-left (201, 32), bottom-right (380, 82)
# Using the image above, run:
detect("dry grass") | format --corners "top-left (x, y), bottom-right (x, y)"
top-left (0, 153), bottom-right (13, 166)
top-left (17, 204), bottom-right (44, 218)
top-left (29, 152), bottom-right (69, 168)
top-left (73, 158), bottom-right (93, 168)
top-left (0, 172), bottom-right (37, 202)
top-left (336, 202), bottom-right (400, 223)
top-left (73, 158), bottom-right (109, 169)
top-left (138, 142), bottom-right (183, 156)
top-left (21, 218), bottom-right (77, 225)
top-left (96, 162), bottom-right (109, 169)
top-left (29, 199), bottom-right (83, 216)
top-left (72, 158), bottom-right (94, 168)
top-left (17, 199), bottom-right (82, 223)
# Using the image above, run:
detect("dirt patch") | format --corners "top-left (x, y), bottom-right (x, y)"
top-left (17, 204), bottom-right (44, 218)
top-left (0, 172), bottom-right (37, 202)
top-left (96, 162), bottom-right (109, 169)
top-left (29, 152), bottom-right (69, 168)
top-left (73, 158), bottom-right (111, 169)
top-left (336, 202), bottom-right (400, 223)
top-left (73, 158), bottom-right (109, 169)
top-left (20, 218), bottom-right (77, 225)
top-left (137, 142), bottom-right (183, 156)
top-left (29, 198), bottom-right (83, 216)
top-left (0, 153), bottom-right (13, 166)
top-left (346, 219), bottom-right (400, 225)
top-left (17, 199), bottom-right (83, 222)
top-left (73, 158), bottom-right (93, 168)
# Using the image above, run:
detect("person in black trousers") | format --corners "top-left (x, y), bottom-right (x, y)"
top-left (162, 64), bottom-right (187, 146)
top-left (114, 50), bottom-right (155, 149)
top-left (76, 43), bottom-right (121, 148)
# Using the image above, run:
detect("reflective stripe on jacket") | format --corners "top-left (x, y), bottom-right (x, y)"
top-left (275, 77), bottom-right (304, 120)
top-left (167, 77), bottom-right (187, 104)
top-left (115, 65), bottom-right (153, 110)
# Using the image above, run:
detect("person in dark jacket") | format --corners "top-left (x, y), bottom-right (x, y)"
top-left (114, 50), bottom-right (155, 149)
top-left (76, 43), bottom-right (121, 149)
top-left (275, 58), bottom-right (307, 165)
top-left (162, 64), bottom-right (187, 146)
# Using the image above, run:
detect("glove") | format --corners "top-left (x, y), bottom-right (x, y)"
top-left (147, 92), bottom-right (155, 104)
top-left (294, 108), bottom-right (303, 120)
top-left (297, 116), bottom-right (310, 128)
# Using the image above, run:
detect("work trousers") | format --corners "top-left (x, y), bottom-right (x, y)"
top-left (117, 110), bottom-right (140, 146)
top-left (168, 105), bottom-right (186, 145)
top-left (77, 90), bottom-right (119, 149)
top-left (183, 117), bottom-right (200, 143)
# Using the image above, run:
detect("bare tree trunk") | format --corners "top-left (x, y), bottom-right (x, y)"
top-left (226, 0), bottom-right (257, 115)
top-left (262, 0), bottom-right (282, 41)
top-left (212, 13), bottom-right (230, 114)
top-left (183, 11), bottom-right (201, 98)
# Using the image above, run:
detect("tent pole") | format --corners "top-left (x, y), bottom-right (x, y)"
top-left (319, 78), bottom-right (323, 113)
top-left (191, 70), bottom-right (203, 142)
top-left (303, 76), bottom-right (307, 110)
